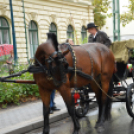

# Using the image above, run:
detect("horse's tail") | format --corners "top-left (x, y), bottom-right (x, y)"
top-left (105, 76), bottom-right (113, 120)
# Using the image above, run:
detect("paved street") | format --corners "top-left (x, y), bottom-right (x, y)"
top-left (25, 103), bottom-right (134, 134)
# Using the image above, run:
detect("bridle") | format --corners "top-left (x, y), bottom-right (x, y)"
top-left (35, 50), bottom-right (68, 87)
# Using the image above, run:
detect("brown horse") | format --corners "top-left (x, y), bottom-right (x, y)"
top-left (33, 33), bottom-right (115, 134)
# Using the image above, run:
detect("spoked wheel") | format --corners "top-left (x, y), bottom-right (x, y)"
top-left (126, 83), bottom-right (134, 118)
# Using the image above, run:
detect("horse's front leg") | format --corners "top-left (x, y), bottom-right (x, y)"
top-left (39, 87), bottom-right (51, 134)
top-left (58, 85), bottom-right (80, 134)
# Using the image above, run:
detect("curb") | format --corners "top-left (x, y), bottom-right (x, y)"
top-left (0, 109), bottom-right (69, 134)
top-left (1, 102), bottom-right (97, 134)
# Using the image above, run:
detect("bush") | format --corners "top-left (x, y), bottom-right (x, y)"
top-left (0, 63), bottom-right (39, 107)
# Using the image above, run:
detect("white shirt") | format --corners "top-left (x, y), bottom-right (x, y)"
top-left (94, 32), bottom-right (98, 38)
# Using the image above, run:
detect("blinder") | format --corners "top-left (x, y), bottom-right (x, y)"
top-left (42, 50), bottom-right (68, 87)
top-left (45, 51), bottom-right (66, 65)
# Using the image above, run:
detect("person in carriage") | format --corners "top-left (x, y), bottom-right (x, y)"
top-left (87, 22), bottom-right (112, 48)
top-left (66, 38), bottom-right (74, 45)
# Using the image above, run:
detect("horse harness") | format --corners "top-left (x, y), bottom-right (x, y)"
top-left (34, 43), bottom-right (93, 87)
top-left (80, 45), bottom-right (94, 77)
top-left (0, 43), bottom-right (113, 100)
top-left (34, 44), bottom-right (114, 100)
top-left (35, 50), bottom-right (68, 87)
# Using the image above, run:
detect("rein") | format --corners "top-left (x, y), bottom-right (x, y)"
top-left (66, 44), bottom-right (115, 100)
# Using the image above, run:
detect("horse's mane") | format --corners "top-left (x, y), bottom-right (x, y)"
top-left (47, 33), bottom-right (58, 51)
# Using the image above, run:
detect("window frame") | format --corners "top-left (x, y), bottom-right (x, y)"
top-left (81, 26), bottom-right (87, 42)
top-left (29, 20), bottom-right (39, 58)
top-left (67, 25), bottom-right (74, 40)
top-left (0, 17), bottom-right (11, 45)
top-left (49, 23), bottom-right (57, 35)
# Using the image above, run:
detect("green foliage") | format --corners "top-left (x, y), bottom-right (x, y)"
top-left (0, 64), bottom-right (39, 107)
top-left (92, 0), bottom-right (112, 28)
top-left (120, 0), bottom-right (134, 26)
top-left (79, 37), bottom-right (88, 44)
top-left (132, 50), bottom-right (134, 57)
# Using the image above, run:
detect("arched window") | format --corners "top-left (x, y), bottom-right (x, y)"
top-left (29, 20), bottom-right (38, 58)
top-left (0, 17), bottom-right (10, 45)
top-left (49, 23), bottom-right (57, 35)
top-left (81, 26), bottom-right (87, 43)
top-left (67, 25), bottom-right (74, 40)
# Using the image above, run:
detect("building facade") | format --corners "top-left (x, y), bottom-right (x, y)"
top-left (0, 0), bottom-right (94, 62)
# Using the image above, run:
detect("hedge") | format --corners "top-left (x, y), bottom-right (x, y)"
top-left (0, 64), bottom-right (39, 108)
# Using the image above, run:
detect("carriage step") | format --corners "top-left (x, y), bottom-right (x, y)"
top-left (113, 87), bottom-right (126, 91)
top-left (112, 94), bottom-right (126, 102)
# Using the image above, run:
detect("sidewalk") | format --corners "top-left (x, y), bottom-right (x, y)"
top-left (0, 95), bottom-right (68, 134)
top-left (0, 93), bottom-right (97, 134)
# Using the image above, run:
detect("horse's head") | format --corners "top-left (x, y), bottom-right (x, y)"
top-left (35, 33), bottom-right (68, 87)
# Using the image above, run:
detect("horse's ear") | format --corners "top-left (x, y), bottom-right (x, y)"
top-left (62, 49), bottom-right (70, 56)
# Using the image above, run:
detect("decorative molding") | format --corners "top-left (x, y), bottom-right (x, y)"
top-left (0, 5), bottom-right (7, 15)
top-left (50, 14), bottom-right (57, 23)
top-left (81, 19), bottom-right (86, 27)
top-left (68, 16), bottom-right (74, 26)
top-left (28, 12), bottom-right (38, 20)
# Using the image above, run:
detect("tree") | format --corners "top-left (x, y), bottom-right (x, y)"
top-left (92, 0), bottom-right (134, 27)
top-left (92, 0), bottom-right (112, 28)
top-left (120, 0), bottom-right (134, 26)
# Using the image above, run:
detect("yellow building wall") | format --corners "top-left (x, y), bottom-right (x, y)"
top-left (0, 0), bottom-right (94, 63)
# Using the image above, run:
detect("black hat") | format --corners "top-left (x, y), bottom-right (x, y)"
top-left (86, 23), bottom-right (98, 30)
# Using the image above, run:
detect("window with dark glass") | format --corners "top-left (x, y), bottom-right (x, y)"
top-left (29, 21), bottom-right (38, 58)
top-left (0, 17), bottom-right (10, 45)
top-left (81, 26), bottom-right (87, 43)
top-left (49, 23), bottom-right (57, 35)
top-left (67, 25), bottom-right (74, 40)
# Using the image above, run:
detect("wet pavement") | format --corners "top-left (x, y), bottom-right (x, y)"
top-left (25, 102), bottom-right (134, 134)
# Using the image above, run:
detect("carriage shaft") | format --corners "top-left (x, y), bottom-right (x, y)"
top-left (0, 79), bottom-right (36, 84)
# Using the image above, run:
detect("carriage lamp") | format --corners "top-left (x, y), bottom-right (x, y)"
top-left (74, 93), bottom-right (80, 104)
top-left (118, 82), bottom-right (121, 86)
top-left (127, 64), bottom-right (133, 72)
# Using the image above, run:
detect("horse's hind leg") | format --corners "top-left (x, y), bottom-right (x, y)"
top-left (90, 82), bottom-right (102, 128)
top-left (97, 75), bottom-right (112, 128)
top-left (58, 85), bottom-right (80, 134)
top-left (39, 87), bottom-right (51, 134)
top-left (95, 89), bottom-right (102, 128)
top-left (105, 77), bottom-right (113, 120)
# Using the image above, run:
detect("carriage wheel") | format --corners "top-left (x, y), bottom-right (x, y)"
top-left (75, 100), bottom-right (89, 118)
top-left (126, 83), bottom-right (134, 118)
top-left (75, 93), bottom-right (90, 118)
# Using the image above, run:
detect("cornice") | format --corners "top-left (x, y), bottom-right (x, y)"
top-left (24, 0), bottom-right (92, 8)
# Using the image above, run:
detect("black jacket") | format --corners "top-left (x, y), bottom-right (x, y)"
top-left (88, 31), bottom-right (112, 48)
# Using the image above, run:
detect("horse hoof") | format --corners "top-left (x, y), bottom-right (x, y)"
top-left (73, 130), bottom-right (79, 134)
top-left (95, 121), bottom-right (101, 128)
top-left (95, 122), bottom-right (104, 128)
top-left (96, 126), bottom-right (105, 133)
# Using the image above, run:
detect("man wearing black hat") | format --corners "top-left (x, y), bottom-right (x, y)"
top-left (87, 23), bottom-right (112, 48)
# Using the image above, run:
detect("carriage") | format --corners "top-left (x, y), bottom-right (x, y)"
top-left (0, 34), bottom-right (134, 133)
top-left (74, 39), bottom-right (134, 118)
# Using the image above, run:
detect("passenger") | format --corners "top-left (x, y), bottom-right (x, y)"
top-left (87, 22), bottom-right (112, 48)
top-left (6, 50), bottom-right (14, 75)
top-left (66, 38), bottom-right (74, 45)
top-left (49, 90), bottom-right (60, 114)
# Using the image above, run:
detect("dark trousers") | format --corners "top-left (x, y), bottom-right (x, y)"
top-left (50, 90), bottom-right (55, 108)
